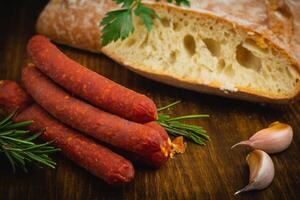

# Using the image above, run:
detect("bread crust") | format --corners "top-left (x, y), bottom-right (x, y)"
top-left (36, 0), bottom-right (300, 103)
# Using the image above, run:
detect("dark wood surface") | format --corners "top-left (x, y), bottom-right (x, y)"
top-left (0, 1), bottom-right (299, 199)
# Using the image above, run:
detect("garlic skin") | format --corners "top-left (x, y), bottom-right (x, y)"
top-left (235, 150), bottom-right (275, 195)
top-left (231, 122), bottom-right (293, 154)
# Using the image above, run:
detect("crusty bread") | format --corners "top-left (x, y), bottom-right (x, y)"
top-left (36, 0), bottom-right (300, 103)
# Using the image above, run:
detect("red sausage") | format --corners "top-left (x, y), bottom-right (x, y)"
top-left (0, 80), bottom-right (32, 113)
top-left (15, 104), bottom-right (135, 184)
top-left (0, 81), bottom-right (134, 184)
top-left (27, 35), bottom-right (157, 123)
top-left (22, 67), bottom-right (170, 167)
top-left (145, 121), bottom-right (169, 141)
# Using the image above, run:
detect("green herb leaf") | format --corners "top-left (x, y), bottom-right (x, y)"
top-left (157, 101), bottom-right (209, 145)
top-left (101, 8), bottom-right (134, 46)
top-left (100, 0), bottom-right (191, 46)
top-left (0, 112), bottom-right (60, 172)
top-left (134, 3), bottom-right (158, 31)
top-left (175, 0), bottom-right (190, 6)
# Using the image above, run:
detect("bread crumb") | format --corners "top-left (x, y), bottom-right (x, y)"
top-left (220, 83), bottom-right (238, 92)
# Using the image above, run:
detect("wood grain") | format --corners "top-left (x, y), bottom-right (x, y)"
top-left (0, 1), bottom-right (299, 199)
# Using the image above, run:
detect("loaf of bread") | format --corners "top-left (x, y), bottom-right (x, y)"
top-left (36, 0), bottom-right (300, 103)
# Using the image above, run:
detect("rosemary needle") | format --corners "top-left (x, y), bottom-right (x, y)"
top-left (0, 111), bottom-right (60, 172)
top-left (157, 101), bottom-right (209, 145)
top-left (157, 100), bottom-right (181, 112)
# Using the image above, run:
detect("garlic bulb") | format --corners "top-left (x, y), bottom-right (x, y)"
top-left (235, 150), bottom-right (275, 195)
top-left (231, 122), bottom-right (293, 154)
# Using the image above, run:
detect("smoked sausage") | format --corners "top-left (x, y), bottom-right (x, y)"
top-left (22, 66), bottom-right (170, 167)
top-left (0, 80), bottom-right (32, 113)
top-left (15, 104), bottom-right (135, 184)
top-left (27, 35), bottom-right (157, 123)
top-left (0, 80), bottom-right (135, 184)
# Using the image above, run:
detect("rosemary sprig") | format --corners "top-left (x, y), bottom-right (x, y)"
top-left (101, 0), bottom-right (191, 46)
top-left (157, 101), bottom-right (210, 145)
top-left (0, 111), bottom-right (60, 172)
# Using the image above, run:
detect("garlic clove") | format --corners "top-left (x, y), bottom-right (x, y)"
top-left (231, 122), bottom-right (293, 153)
top-left (235, 150), bottom-right (275, 195)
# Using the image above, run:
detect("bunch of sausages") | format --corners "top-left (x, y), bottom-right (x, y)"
top-left (0, 35), bottom-right (172, 184)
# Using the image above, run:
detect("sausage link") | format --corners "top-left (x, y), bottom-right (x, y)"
top-left (15, 104), bottom-right (135, 184)
top-left (0, 80), bottom-right (32, 113)
top-left (22, 67), bottom-right (169, 167)
top-left (27, 35), bottom-right (157, 123)
top-left (0, 81), bottom-right (134, 184)
top-left (145, 121), bottom-right (169, 141)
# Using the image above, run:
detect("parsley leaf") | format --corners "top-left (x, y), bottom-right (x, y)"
top-left (134, 3), bottom-right (158, 31)
top-left (176, 0), bottom-right (190, 6)
top-left (100, 0), bottom-right (191, 46)
top-left (100, 8), bottom-right (134, 46)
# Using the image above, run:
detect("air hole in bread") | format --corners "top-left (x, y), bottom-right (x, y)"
top-left (183, 34), bottom-right (196, 56)
top-left (224, 32), bottom-right (230, 38)
top-left (173, 22), bottom-right (181, 31)
top-left (224, 64), bottom-right (235, 77)
top-left (203, 38), bottom-right (220, 57)
top-left (126, 38), bottom-right (136, 47)
top-left (169, 51), bottom-right (177, 64)
top-left (279, 67), bottom-right (284, 73)
top-left (161, 18), bottom-right (170, 27)
top-left (236, 44), bottom-right (262, 71)
top-left (217, 59), bottom-right (225, 73)
top-left (265, 64), bottom-right (272, 73)
top-left (243, 39), bottom-right (268, 55)
top-left (140, 34), bottom-right (149, 48)
top-left (296, 79), bottom-right (299, 84)
top-left (285, 66), bottom-right (296, 79)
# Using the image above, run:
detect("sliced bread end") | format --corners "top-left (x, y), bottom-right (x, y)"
top-left (103, 4), bottom-right (300, 103)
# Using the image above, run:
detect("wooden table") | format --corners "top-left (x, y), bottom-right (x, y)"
top-left (0, 1), bottom-right (299, 199)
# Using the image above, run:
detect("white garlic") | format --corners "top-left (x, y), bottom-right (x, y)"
top-left (231, 122), bottom-right (293, 154)
top-left (235, 150), bottom-right (275, 195)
